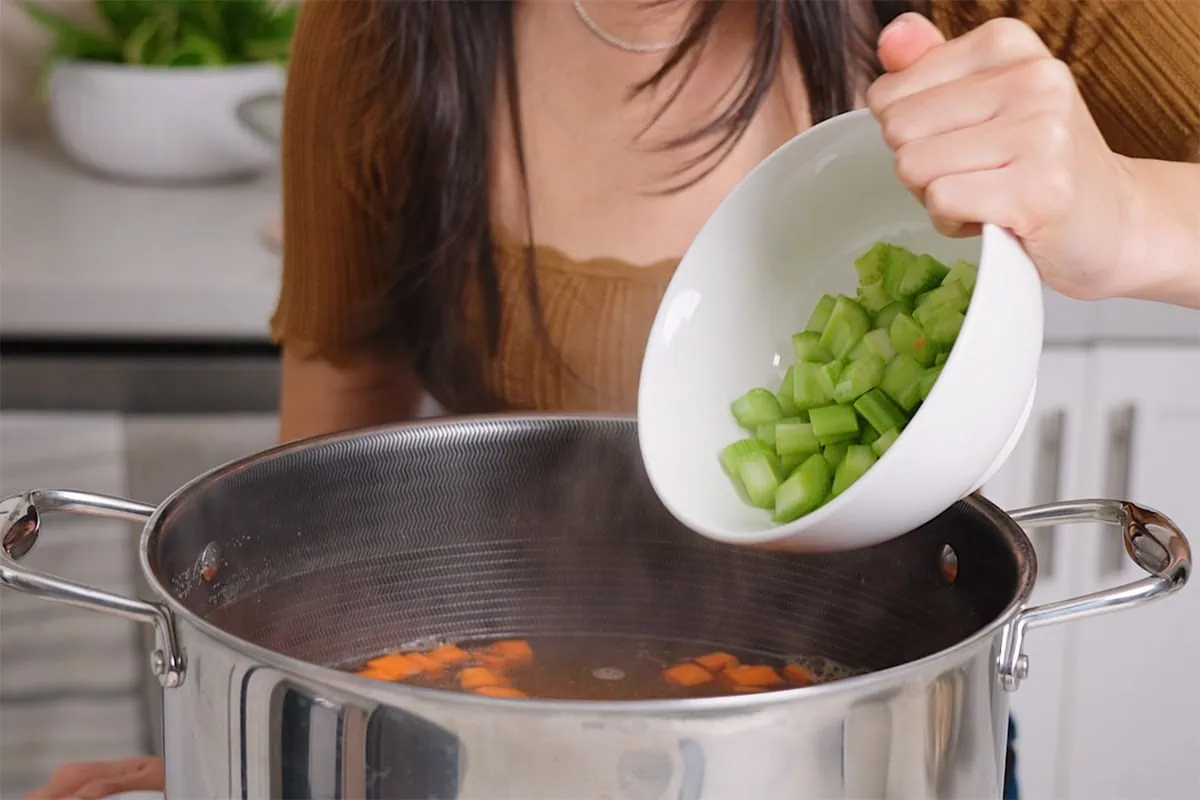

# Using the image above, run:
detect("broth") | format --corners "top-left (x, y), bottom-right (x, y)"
top-left (344, 635), bottom-right (864, 700)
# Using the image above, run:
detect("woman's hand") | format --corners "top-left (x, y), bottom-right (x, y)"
top-left (866, 12), bottom-right (1200, 307)
top-left (26, 756), bottom-right (164, 800)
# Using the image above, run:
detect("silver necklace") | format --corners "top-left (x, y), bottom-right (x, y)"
top-left (571, 0), bottom-right (684, 54)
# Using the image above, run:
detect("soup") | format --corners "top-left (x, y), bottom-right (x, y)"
top-left (344, 635), bottom-right (864, 700)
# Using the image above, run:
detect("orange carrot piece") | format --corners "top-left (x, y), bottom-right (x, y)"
top-left (473, 685), bottom-right (528, 699)
top-left (406, 652), bottom-right (446, 674)
top-left (458, 667), bottom-right (511, 690)
top-left (355, 666), bottom-right (390, 681)
top-left (663, 663), bottom-right (714, 688)
top-left (363, 654), bottom-right (420, 681)
top-left (694, 652), bottom-right (740, 672)
top-left (427, 645), bottom-right (471, 666)
top-left (472, 639), bottom-right (534, 669)
top-left (724, 664), bottom-right (784, 688)
top-left (733, 685), bottom-right (767, 694)
top-left (783, 663), bottom-right (818, 687)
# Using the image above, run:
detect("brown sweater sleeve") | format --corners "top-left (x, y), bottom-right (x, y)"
top-left (931, 0), bottom-right (1200, 162)
top-left (269, 0), bottom-right (397, 361)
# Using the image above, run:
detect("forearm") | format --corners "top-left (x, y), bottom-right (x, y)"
top-left (1118, 157), bottom-right (1200, 309)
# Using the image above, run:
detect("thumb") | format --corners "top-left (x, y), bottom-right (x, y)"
top-left (878, 13), bottom-right (947, 73)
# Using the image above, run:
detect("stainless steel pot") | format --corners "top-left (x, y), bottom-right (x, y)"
top-left (1, 416), bottom-right (1190, 800)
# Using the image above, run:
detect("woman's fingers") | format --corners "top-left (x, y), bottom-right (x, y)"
top-left (25, 756), bottom-right (164, 800)
top-left (876, 12), bottom-right (946, 73)
top-left (921, 155), bottom-right (1073, 240)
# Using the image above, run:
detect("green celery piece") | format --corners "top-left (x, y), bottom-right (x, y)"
top-left (833, 355), bottom-right (886, 405)
top-left (793, 331), bottom-right (833, 363)
top-left (777, 366), bottom-right (799, 416)
top-left (925, 310), bottom-right (964, 345)
top-left (856, 280), bottom-right (891, 314)
top-left (871, 427), bottom-right (901, 457)
top-left (881, 355), bottom-right (925, 412)
top-left (793, 362), bottom-right (833, 410)
top-left (755, 421), bottom-right (777, 447)
top-left (823, 442), bottom-right (850, 467)
top-left (818, 296), bottom-right (872, 359)
top-left (780, 453), bottom-right (806, 475)
top-left (809, 404), bottom-right (860, 445)
top-left (919, 365), bottom-right (945, 401)
top-left (731, 388), bottom-right (783, 429)
top-left (738, 450), bottom-right (782, 509)
top-left (916, 282), bottom-right (970, 315)
top-left (888, 313), bottom-right (937, 367)
top-left (775, 421), bottom-right (821, 457)
top-left (860, 424), bottom-right (880, 445)
top-left (719, 438), bottom-right (774, 476)
top-left (935, 351), bottom-right (949, 367)
top-left (831, 444), bottom-right (879, 497)
top-left (862, 328), bottom-right (895, 361)
top-left (883, 245), bottom-right (918, 300)
top-left (816, 359), bottom-right (844, 398)
top-left (873, 302), bottom-right (910, 331)
top-left (854, 242), bottom-right (890, 286)
top-left (773, 453), bottom-right (832, 522)
top-left (897, 253), bottom-right (949, 299)
top-left (847, 338), bottom-right (873, 362)
top-left (854, 388), bottom-right (909, 433)
top-left (943, 260), bottom-right (979, 294)
top-left (805, 294), bottom-right (838, 333)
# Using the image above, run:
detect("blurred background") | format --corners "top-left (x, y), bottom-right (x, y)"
top-left (1, 2), bottom-right (1200, 799)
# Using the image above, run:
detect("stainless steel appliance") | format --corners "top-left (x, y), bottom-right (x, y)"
top-left (0, 416), bottom-right (1189, 799)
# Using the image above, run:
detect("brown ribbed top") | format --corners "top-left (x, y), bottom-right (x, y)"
top-left (272, 0), bottom-right (1200, 414)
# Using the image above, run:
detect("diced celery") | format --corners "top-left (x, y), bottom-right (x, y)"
top-left (897, 253), bottom-right (949, 299)
top-left (871, 427), bottom-right (901, 457)
top-left (854, 388), bottom-right (909, 433)
top-left (831, 444), bottom-right (878, 497)
top-left (773, 453), bottom-right (832, 522)
top-left (888, 313), bottom-right (936, 367)
top-left (860, 425), bottom-right (881, 446)
top-left (780, 453), bottom-right (806, 475)
top-left (816, 358), bottom-right (844, 398)
top-left (756, 422), bottom-right (777, 447)
top-left (738, 450), bottom-right (782, 509)
top-left (719, 438), bottom-right (774, 478)
top-left (862, 328), bottom-right (895, 361)
top-left (925, 309), bottom-right (964, 345)
top-left (943, 260), bottom-right (978, 294)
top-left (805, 294), bottom-right (838, 333)
top-left (856, 280), bottom-right (891, 314)
top-left (819, 296), bottom-right (872, 359)
top-left (919, 364), bottom-right (944, 400)
top-left (792, 331), bottom-right (833, 363)
top-left (823, 442), bottom-right (849, 467)
top-left (847, 338), bottom-right (873, 362)
top-left (934, 351), bottom-right (949, 367)
top-left (854, 242), bottom-right (890, 285)
top-left (883, 246), bottom-right (917, 300)
top-left (731, 388), bottom-right (784, 429)
top-left (915, 282), bottom-right (969, 317)
top-left (775, 421), bottom-right (821, 457)
top-left (809, 404), bottom-right (860, 445)
top-left (833, 355), bottom-right (886, 405)
top-left (873, 302), bottom-right (910, 330)
top-left (793, 362), bottom-right (833, 410)
top-left (881, 355), bottom-right (925, 412)
top-left (777, 365), bottom-right (799, 416)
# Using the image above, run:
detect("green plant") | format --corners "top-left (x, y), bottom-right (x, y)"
top-left (19, 0), bottom-right (298, 68)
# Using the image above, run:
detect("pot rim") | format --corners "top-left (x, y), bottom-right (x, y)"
top-left (140, 412), bottom-right (1038, 711)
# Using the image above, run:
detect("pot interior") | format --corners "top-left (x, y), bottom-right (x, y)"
top-left (150, 417), bottom-right (1030, 679)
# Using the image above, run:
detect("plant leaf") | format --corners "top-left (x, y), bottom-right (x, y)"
top-left (166, 30), bottom-right (227, 67)
top-left (94, 0), bottom-right (155, 39)
top-left (19, 0), bottom-right (122, 60)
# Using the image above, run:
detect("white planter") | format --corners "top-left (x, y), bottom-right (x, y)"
top-left (47, 61), bottom-right (285, 184)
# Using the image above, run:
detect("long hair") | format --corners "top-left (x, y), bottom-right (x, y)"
top-left (363, 0), bottom-right (921, 412)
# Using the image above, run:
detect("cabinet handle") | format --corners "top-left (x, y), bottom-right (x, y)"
top-left (1031, 409), bottom-right (1065, 578)
top-left (1104, 405), bottom-right (1137, 575)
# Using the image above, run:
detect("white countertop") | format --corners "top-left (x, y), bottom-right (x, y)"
top-left (1, 139), bottom-right (282, 339)
top-left (1, 137), bottom-right (1197, 344)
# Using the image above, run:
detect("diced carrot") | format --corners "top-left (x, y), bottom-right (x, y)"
top-left (663, 663), bottom-right (714, 688)
top-left (458, 667), bottom-right (511, 690)
top-left (472, 639), bottom-right (534, 669)
top-left (363, 654), bottom-right (420, 681)
top-left (427, 645), bottom-right (471, 666)
top-left (406, 652), bottom-right (446, 675)
top-left (355, 666), bottom-right (390, 681)
top-left (694, 652), bottom-right (740, 672)
top-left (724, 664), bottom-right (784, 688)
top-left (783, 663), bottom-right (818, 687)
top-left (733, 685), bottom-right (767, 694)
top-left (473, 685), bottom-right (528, 699)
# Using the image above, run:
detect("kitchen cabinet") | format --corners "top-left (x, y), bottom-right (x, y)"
top-left (983, 346), bottom-right (1200, 800)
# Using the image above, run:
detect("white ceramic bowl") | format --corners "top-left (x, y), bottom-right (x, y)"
top-left (638, 108), bottom-right (1044, 552)
top-left (48, 61), bottom-right (283, 184)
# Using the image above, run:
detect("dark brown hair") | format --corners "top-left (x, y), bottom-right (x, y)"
top-left (367, 0), bottom-right (921, 413)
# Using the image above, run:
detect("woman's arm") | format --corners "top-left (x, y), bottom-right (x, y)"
top-left (1120, 159), bottom-right (1200, 309)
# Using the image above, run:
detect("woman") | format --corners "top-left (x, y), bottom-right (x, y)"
top-left (27, 1), bottom-right (1200, 798)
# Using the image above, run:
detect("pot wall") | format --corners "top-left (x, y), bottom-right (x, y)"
top-left (160, 620), bottom-right (1011, 800)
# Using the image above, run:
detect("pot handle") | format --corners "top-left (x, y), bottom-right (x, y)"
top-left (996, 499), bottom-right (1190, 691)
top-left (0, 489), bottom-right (187, 688)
